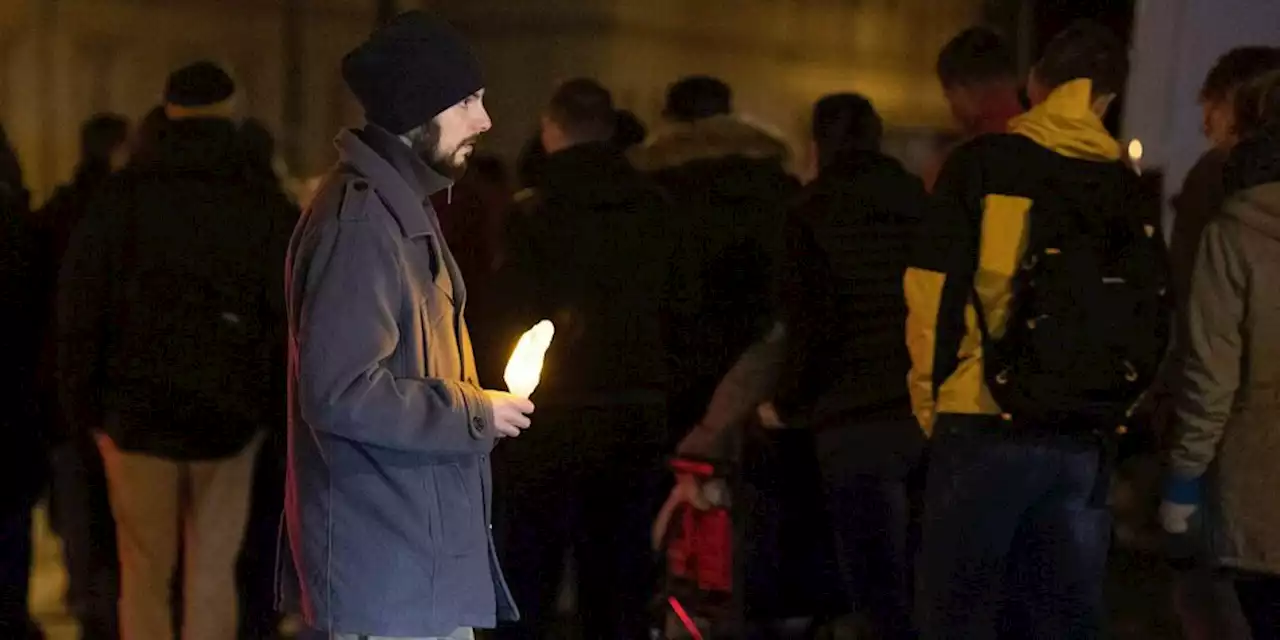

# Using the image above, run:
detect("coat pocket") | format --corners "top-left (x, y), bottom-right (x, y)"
top-left (429, 463), bottom-right (482, 557)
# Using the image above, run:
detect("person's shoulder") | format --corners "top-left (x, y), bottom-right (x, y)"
top-left (306, 170), bottom-right (389, 225)
top-left (949, 132), bottom-right (1037, 165)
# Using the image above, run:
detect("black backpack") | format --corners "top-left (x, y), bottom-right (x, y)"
top-left (974, 165), bottom-right (1171, 432)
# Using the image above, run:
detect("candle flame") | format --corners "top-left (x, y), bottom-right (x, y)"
top-left (1128, 138), bottom-right (1143, 163)
top-left (504, 320), bottom-right (555, 399)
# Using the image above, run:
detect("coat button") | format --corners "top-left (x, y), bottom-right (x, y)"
top-left (353, 181), bottom-right (368, 192)
top-left (471, 416), bottom-right (485, 434)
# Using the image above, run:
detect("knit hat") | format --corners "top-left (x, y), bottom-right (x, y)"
top-left (342, 11), bottom-right (484, 135)
top-left (165, 61), bottom-right (235, 108)
top-left (164, 62), bottom-right (236, 120)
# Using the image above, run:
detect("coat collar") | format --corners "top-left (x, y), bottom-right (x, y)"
top-left (335, 124), bottom-right (453, 238)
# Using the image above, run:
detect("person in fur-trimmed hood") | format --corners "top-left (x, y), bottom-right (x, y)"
top-left (630, 75), bottom-right (799, 445)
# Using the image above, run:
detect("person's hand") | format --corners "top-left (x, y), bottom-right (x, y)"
top-left (483, 390), bottom-right (534, 438)
top-left (652, 473), bottom-right (711, 550)
top-left (1160, 474), bottom-right (1202, 535)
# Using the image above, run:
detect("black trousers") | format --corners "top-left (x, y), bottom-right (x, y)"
top-left (238, 429), bottom-right (286, 640)
top-left (814, 423), bottom-right (924, 640)
top-left (49, 432), bottom-right (118, 640)
top-left (1236, 572), bottom-right (1280, 640)
top-left (492, 403), bottom-right (666, 640)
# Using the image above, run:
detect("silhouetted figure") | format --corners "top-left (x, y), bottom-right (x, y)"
top-left (493, 79), bottom-right (673, 640)
top-left (0, 124), bottom-right (46, 640)
top-left (58, 62), bottom-right (295, 640)
top-left (612, 109), bottom-right (647, 150)
top-left (40, 113), bottom-right (131, 640)
top-left (630, 75), bottom-right (799, 447)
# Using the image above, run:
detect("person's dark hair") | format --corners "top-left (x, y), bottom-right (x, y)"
top-left (130, 106), bottom-right (170, 165)
top-left (469, 153), bottom-right (509, 188)
top-left (1233, 69), bottom-right (1280, 138)
top-left (239, 119), bottom-right (276, 168)
top-left (663, 75), bottom-right (732, 122)
top-left (1034, 20), bottom-right (1129, 98)
top-left (936, 27), bottom-right (1018, 89)
top-left (516, 133), bottom-right (546, 190)
top-left (812, 93), bottom-right (883, 168)
top-left (612, 109), bottom-right (647, 149)
top-left (80, 114), bottom-right (129, 169)
top-left (1200, 46), bottom-right (1280, 104)
top-left (0, 124), bottom-right (27, 213)
top-left (546, 78), bottom-right (617, 143)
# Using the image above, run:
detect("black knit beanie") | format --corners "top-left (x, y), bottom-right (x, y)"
top-left (165, 61), bottom-right (236, 107)
top-left (342, 11), bottom-right (484, 135)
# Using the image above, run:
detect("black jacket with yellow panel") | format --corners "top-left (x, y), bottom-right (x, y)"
top-left (906, 79), bottom-right (1158, 434)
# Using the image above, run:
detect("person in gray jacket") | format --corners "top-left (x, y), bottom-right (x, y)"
top-left (1163, 70), bottom-right (1280, 639)
top-left (282, 11), bottom-right (534, 640)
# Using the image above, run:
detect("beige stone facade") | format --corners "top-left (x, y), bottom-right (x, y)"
top-left (1, 0), bottom-right (372, 203)
top-left (1, 0), bottom-right (979, 204)
top-left (440, 0), bottom-right (981, 166)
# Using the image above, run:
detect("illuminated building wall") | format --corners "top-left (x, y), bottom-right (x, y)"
top-left (0, 0), bottom-right (371, 203)
top-left (439, 0), bottom-right (983, 171)
top-left (0, 0), bottom-right (982, 202)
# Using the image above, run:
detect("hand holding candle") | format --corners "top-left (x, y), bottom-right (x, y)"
top-left (504, 320), bottom-right (555, 399)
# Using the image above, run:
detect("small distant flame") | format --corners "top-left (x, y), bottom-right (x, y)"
top-left (1128, 138), bottom-right (1144, 163)
top-left (504, 320), bottom-right (555, 399)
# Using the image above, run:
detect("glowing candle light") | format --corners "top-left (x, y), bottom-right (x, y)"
top-left (504, 320), bottom-right (555, 399)
top-left (1128, 138), bottom-right (1144, 173)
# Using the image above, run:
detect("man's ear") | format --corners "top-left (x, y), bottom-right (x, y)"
top-left (1091, 93), bottom-right (1116, 119)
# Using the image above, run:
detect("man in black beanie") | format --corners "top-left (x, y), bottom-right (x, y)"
top-left (282, 10), bottom-right (532, 640)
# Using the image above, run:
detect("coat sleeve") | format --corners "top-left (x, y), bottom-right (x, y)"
top-left (905, 146), bottom-right (981, 435)
top-left (1170, 218), bottom-right (1247, 479)
top-left (293, 190), bottom-right (494, 454)
top-left (56, 195), bottom-right (116, 434)
top-left (676, 322), bottom-right (787, 458)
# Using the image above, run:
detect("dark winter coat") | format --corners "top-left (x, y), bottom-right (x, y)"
top-left (56, 117), bottom-right (294, 460)
top-left (281, 125), bottom-right (515, 636)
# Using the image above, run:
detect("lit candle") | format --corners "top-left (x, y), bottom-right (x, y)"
top-left (1127, 138), bottom-right (1144, 174)
top-left (504, 320), bottom-right (555, 399)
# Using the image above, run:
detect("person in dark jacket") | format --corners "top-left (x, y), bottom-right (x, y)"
top-left (282, 12), bottom-right (532, 640)
top-left (0, 124), bottom-right (28, 215)
top-left (612, 108), bottom-right (647, 150)
top-left (39, 113), bottom-right (131, 640)
top-left (57, 62), bottom-right (296, 640)
top-left (922, 27), bottom-right (1025, 192)
top-left (674, 93), bottom-right (927, 639)
top-left (491, 78), bottom-right (672, 640)
top-left (0, 126), bottom-right (46, 640)
top-left (630, 75), bottom-right (799, 446)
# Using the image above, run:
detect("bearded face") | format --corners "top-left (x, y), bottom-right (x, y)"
top-left (405, 90), bottom-right (491, 177)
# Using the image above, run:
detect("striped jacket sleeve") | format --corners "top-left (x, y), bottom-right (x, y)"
top-left (904, 146), bottom-right (981, 435)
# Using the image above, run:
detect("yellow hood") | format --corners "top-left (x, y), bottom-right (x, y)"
top-left (1009, 79), bottom-right (1121, 162)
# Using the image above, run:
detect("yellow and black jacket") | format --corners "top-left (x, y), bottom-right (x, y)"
top-left (905, 79), bottom-right (1143, 435)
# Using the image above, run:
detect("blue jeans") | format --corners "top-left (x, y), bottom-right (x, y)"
top-left (919, 415), bottom-right (1111, 640)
